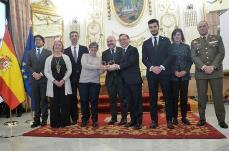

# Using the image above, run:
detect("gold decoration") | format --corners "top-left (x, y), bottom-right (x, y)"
top-left (207, 0), bottom-right (223, 4)
top-left (148, 0), bottom-right (152, 15)
top-left (31, 0), bottom-right (64, 39)
top-left (107, 0), bottom-right (111, 20)
top-left (56, 64), bottom-right (61, 74)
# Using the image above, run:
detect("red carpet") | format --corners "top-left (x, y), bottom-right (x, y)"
top-left (23, 112), bottom-right (226, 139)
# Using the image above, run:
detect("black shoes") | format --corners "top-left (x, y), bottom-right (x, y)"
top-left (134, 123), bottom-right (142, 130)
top-left (150, 121), bottom-right (158, 129)
top-left (72, 121), bottom-right (77, 125)
top-left (197, 120), bottom-right (206, 126)
top-left (31, 122), bottom-right (40, 128)
top-left (167, 121), bottom-right (174, 129)
top-left (219, 122), bottom-right (228, 129)
top-left (172, 118), bottom-right (179, 125)
top-left (124, 121), bottom-right (141, 129)
top-left (150, 121), bottom-right (174, 129)
top-left (108, 119), bottom-right (117, 125)
top-left (181, 118), bottom-right (190, 125)
top-left (118, 119), bottom-right (127, 125)
top-left (125, 121), bottom-right (136, 127)
top-left (41, 121), bottom-right (47, 126)
top-left (92, 122), bottom-right (99, 128)
top-left (197, 120), bottom-right (228, 129)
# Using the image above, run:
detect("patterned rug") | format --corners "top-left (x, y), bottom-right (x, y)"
top-left (23, 112), bottom-right (226, 139)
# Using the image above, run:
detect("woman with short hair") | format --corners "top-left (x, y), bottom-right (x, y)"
top-left (170, 28), bottom-right (193, 125)
top-left (79, 42), bottom-right (104, 128)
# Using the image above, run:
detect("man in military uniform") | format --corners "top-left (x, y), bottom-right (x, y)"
top-left (191, 21), bottom-right (228, 128)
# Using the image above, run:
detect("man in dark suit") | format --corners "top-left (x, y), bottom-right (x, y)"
top-left (142, 19), bottom-right (174, 129)
top-left (64, 31), bottom-right (88, 125)
top-left (191, 21), bottom-right (228, 128)
top-left (110, 34), bottom-right (143, 129)
top-left (27, 35), bottom-right (52, 128)
top-left (102, 35), bottom-right (127, 125)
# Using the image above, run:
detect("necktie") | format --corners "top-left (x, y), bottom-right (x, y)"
top-left (73, 46), bottom-right (77, 63)
top-left (37, 48), bottom-right (41, 60)
top-left (111, 49), bottom-right (115, 60)
top-left (203, 36), bottom-right (207, 41)
top-left (154, 36), bottom-right (158, 47)
top-left (123, 48), bottom-right (126, 56)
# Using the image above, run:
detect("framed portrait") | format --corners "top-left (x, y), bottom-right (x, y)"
top-left (111, 0), bottom-right (145, 26)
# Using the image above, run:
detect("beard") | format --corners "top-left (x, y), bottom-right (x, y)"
top-left (151, 32), bottom-right (158, 36)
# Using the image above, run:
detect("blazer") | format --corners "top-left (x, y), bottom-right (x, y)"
top-left (44, 54), bottom-right (72, 97)
top-left (170, 43), bottom-right (193, 81)
top-left (102, 47), bottom-right (123, 86)
top-left (64, 45), bottom-right (88, 84)
top-left (26, 48), bottom-right (52, 83)
top-left (119, 45), bottom-right (142, 85)
top-left (191, 35), bottom-right (225, 79)
top-left (142, 36), bottom-right (173, 79)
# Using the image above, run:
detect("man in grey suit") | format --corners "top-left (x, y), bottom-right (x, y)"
top-left (191, 21), bottom-right (228, 128)
top-left (27, 35), bottom-right (52, 128)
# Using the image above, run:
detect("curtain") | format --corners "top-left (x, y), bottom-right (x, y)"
top-left (9, 0), bottom-right (31, 62)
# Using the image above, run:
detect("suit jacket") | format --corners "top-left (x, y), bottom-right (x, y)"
top-left (191, 35), bottom-right (225, 79)
top-left (142, 36), bottom-right (172, 79)
top-left (102, 47), bottom-right (123, 86)
top-left (64, 45), bottom-right (88, 84)
top-left (26, 48), bottom-right (52, 83)
top-left (119, 45), bottom-right (142, 85)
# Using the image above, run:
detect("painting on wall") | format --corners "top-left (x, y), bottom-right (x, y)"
top-left (112, 0), bottom-right (144, 26)
top-left (32, 13), bottom-right (63, 37)
top-left (31, 0), bottom-right (64, 49)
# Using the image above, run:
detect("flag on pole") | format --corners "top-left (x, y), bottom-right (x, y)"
top-left (0, 25), bottom-right (26, 109)
top-left (21, 27), bottom-right (35, 110)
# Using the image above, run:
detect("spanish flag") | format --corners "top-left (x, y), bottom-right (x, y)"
top-left (0, 26), bottom-right (26, 109)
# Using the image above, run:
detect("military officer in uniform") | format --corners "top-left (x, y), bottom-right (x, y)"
top-left (191, 21), bottom-right (228, 128)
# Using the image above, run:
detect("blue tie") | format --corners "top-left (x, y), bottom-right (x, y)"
top-left (73, 46), bottom-right (77, 62)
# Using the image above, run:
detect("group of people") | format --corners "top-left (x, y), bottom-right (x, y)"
top-left (27, 18), bottom-right (228, 130)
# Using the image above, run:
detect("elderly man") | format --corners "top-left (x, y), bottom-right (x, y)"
top-left (102, 36), bottom-right (127, 125)
top-left (191, 21), bottom-right (228, 128)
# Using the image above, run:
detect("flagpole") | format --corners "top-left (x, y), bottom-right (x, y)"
top-left (3, 109), bottom-right (18, 127)
top-left (2, 108), bottom-right (19, 138)
top-left (25, 96), bottom-right (33, 125)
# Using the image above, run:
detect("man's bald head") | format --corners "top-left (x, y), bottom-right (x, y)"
top-left (106, 35), bottom-right (116, 49)
top-left (197, 21), bottom-right (209, 36)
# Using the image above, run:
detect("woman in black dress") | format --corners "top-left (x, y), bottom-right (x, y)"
top-left (170, 28), bottom-right (193, 125)
top-left (44, 40), bottom-right (72, 128)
